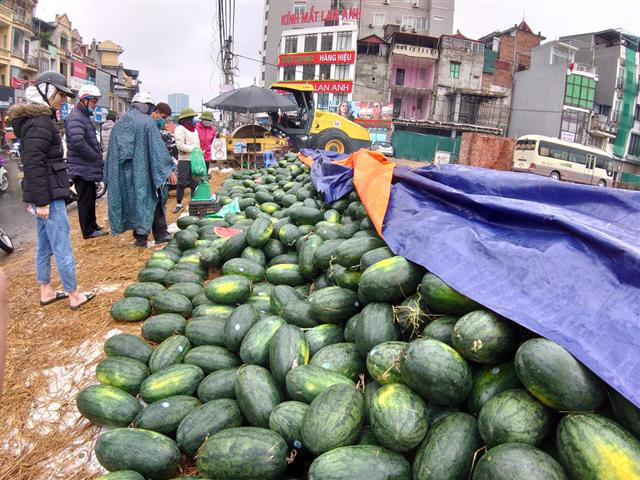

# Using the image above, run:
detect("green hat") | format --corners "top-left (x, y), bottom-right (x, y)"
top-left (200, 111), bottom-right (214, 121)
top-left (178, 107), bottom-right (197, 121)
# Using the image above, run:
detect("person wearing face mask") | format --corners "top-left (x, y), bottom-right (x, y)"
top-left (65, 84), bottom-right (105, 239)
top-left (196, 111), bottom-right (216, 172)
top-left (173, 108), bottom-right (200, 213)
top-left (105, 92), bottom-right (175, 248)
top-left (151, 102), bottom-right (178, 160)
top-left (9, 72), bottom-right (96, 310)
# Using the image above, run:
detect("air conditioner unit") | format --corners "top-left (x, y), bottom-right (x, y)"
top-left (413, 2), bottom-right (419, 7)
top-left (369, 23), bottom-right (374, 28)
top-left (621, 59), bottom-right (626, 66)
top-left (401, 26), bottom-right (407, 31)
top-left (383, 0), bottom-right (390, 4)
top-left (411, 28), bottom-right (417, 33)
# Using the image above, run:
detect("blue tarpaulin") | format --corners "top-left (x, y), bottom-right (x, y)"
top-left (306, 150), bottom-right (640, 408)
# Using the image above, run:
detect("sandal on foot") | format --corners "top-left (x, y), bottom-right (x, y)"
top-left (40, 291), bottom-right (68, 306)
top-left (70, 292), bottom-right (96, 311)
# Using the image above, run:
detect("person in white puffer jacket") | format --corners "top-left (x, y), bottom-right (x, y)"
top-left (173, 107), bottom-right (200, 213)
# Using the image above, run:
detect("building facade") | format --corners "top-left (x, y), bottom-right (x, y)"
top-left (278, 23), bottom-right (358, 110)
top-left (168, 93), bottom-right (189, 114)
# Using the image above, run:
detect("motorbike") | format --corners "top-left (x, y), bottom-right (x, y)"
top-left (0, 225), bottom-right (13, 253)
top-left (9, 140), bottom-right (20, 161)
top-left (0, 154), bottom-right (8, 193)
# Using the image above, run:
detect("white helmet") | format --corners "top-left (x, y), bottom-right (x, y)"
top-left (132, 91), bottom-right (155, 105)
top-left (78, 84), bottom-right (101, 99)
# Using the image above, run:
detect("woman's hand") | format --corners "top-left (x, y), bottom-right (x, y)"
top-left (36, 206), bottom-right (49, 219)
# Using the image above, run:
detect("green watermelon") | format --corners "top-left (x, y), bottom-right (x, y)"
top-left (197, 367), bottom-right (239, 402)
top-left (359, 246), bottom-right (394, 272)
top-left (148, 335), bottom-right (191, 373)
top-left (139, 364), bottom-right (205, 404)
top-left (265, 263), bottom-right (306, 286)
top-left (199, 247), bottom-right (221, 269)
top-left (263, 238), bottom-right (286, 259)
top-left (468, 362), bottom-right (523, 415)
top-left (205, 275), bottom-right (252, 305)
top-left (176, 398), bottom-right (243, 457)
top-left (306, 324), bottom-right (345, 356)
top-left (196, 427), bottom-right (288, 480)
top-left (335, 237), bottom-right (385, 269)
top-left (556, 413), bottom-right (640, 480)
top-left (138, 268), bottom-right (168, 283)
top-left (358, 256), bottom-right (423, 304)
top-left (298, 234), bottom-right (324, 279)
top-left (239, 316), bottom-right (287, 367)
top-left (366, 341), bottom-right (407, 385)
top-left (241, 246), bottom-right (267, 266)
top-left (141, 314), bottom-right (187, 343)
top-left (224, 304), bottom-right (260, 352)
top-left (419, 272), bottom-right (481, 315)
top-left (478, 389), bottom-right (551, 447)
top-left (422, 315), bottom-right (458, 346)
top-left (133, 395), bottom-right (201, 435)
top-left (104, 333), bottom-right (153, 365)
top-left (124, 282), bottom-right (166, 300)
top-left (301, 383), bottom-right (364, 455)
top-left (96, 356), bottom-right (149, 395)
top-left (234, 365), bottom-right (283, 427)
top-left (76, 384), bottom-right (141, 427)
top-left (166, 281), bottom-right (203, 300)
top-left (279, 224), bottom-right (301, 248)
top-left (270, 284), bottom-right (303, 316)
top-left (268, 252), bottom-right (299, 267)
top-left (313, 239), bottom-right (345, 270)
top-left (281, 298), bottom-right (318, 328)
top-left (344, 313), bottom-right (360, 342)
top-left (222, 258), bottom-right (265, 282)
top-left (285, 365), bottom-right (355, 403)
top-left (95, 428), bottom-right (182, 480)
top-left (247, 216), bottom-right (274, 247)
top-left (472, 443), bottom-right (568, 480)
top-left (611, 390), bottom-right (640, 439)
top-left (177, 215), bottom-right (200, 229)
top-left (400, 338), bottom-right (473, 405)
top-left (308, 445), bottom-right (411, 480)
top-left (192, 303), bottom-right (235, 320)
top-left (97, 472), bottom-right (145, 480)
top-left (355, 302), bottom-right (399, 356)
top-left (369, 383), bottom-right (428, 451)
top-left (269, 400), bottom-right (308, 448)
top-left (514, 338), bottom-right (606, 411)
top-left (310, 343), bottom-right (364, 382)
top-left (269, 324), bottom-right (310, 388)
top-left (183, 345), bottom-right (240, 374)
top-left (220, 231), bottom-right (248, 262)
top-left (413, 412), bottom-right (481, 480)
top-left (309, 286), bottom-right (361, 324)
top-left (162, 268), bottom-right (203, 287)
top-left (110, 297), bottom-right (152, 322)
top-left (184, 316), bottom-right (226, 346)
top-left (452, 310), bottom-right (520, 364)
top-left (151, 291), bottom-right (192, 318)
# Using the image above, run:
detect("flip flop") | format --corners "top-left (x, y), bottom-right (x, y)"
top-left (70, 292), bottom-right (96, 311)
top-left (40, 291), bottom-right (69, 306)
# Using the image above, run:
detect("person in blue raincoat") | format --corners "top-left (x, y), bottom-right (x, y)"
top-left (105, 91), bottom-right (176, 247)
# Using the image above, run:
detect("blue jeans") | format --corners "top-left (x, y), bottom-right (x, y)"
top-left (35, 199), bottom-right (77, 292)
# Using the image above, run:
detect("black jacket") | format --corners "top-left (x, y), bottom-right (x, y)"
top-left (65, 104), bottom-right (103, 181)
top-left (9, 103), bottom-right (69, 207)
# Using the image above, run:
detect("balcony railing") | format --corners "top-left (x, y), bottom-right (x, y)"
top-left (12, 11), bottom-right (32, 30)
top-left (27, 55), bottom-right (38, 67)
top-left (11, 47), bottom-right (24, 60)
top-left (392, 44), bottom-right (438, 60)
top-left (591, 114), bottom-right (618, 135)
top-left (0, 47), bottom-right (10, 62)
top-left (0, 4), bottom-right (13, 22)
top-left (572, 63), bottom-right (596, 75)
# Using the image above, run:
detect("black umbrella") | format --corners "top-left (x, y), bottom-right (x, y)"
top-left (205, 85), bottom-right (298, 113)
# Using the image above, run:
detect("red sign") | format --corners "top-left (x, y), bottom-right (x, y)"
top-left (278, 50), bottom-right (355, 66)
top-left (281, 7), bottom-right (360, 26)
top-left (355, 118), bottom-right (393, 129)
top-left (286, 81), bottom-right (352, 93)
top-left (72, 61), bottom-right (87, 80)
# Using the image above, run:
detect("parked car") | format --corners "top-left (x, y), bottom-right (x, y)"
top-left (372, 141), bottom-right (394, 157)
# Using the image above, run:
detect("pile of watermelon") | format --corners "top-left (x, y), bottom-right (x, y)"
top-left (77, 153), bottom-right (640, 480)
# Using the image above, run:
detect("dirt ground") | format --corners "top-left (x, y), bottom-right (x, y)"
top-left (0, 172), bottom-right (229, 480)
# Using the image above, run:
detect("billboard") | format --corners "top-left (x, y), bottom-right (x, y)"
top-left (329, 101), bottom-right (393, 142)
top-left (281, 7), bottom-right (360, 26)
top-left (278, 51), bottom-right (355, 66)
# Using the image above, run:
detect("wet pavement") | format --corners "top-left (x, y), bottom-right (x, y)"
top-left (0, 153), bottom-right (35, 249)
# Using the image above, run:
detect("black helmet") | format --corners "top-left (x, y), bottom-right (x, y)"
top-left (35, 71), bottom-right (75, 98)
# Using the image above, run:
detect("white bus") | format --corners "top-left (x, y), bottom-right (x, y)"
top-left (513, 135), bottom-right (614, 187)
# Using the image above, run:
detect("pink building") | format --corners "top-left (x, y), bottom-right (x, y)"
top-left (388, 32), bottom-right (439, 121)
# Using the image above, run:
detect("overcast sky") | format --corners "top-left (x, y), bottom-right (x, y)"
top-left (36, 0), bottom-right (640, 110)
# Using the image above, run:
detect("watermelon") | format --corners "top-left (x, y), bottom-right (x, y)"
top-left (104, 333), bottom-right (153, 365)
top-left (184, 316), bottom-right (226, 346)
top-left (247, 216), bottom-right (274, 247)
top-left (514, 338), bottom-right (606, 411)
top-left (611, 390), bottom-right (640, 439)
top-left (166, 282), bottom-right (203, 300)
top-left (241, 246), bottom-right (267, 266)
top-left (468, 362), bottom-right (523, 415)
top-left (162, 269), bottom-right (203, 287)
top-left (290, 206), bottom-right (324, 225)
top-left (133, 395), bottom-right (201, 435)
top-left (422, 315), bottom-right (458, 346)
top-left (224, 304), bottom-right (260, 352)
top-left (478, 389), bottom-right (551, 447)
top-left (472, 443), bottom-right (568, 480)
top-left (141, 314), bottom-right (187, 343)
top-left (269, 252), bottom-right (299, 267)
top-left (298, 234), bottom-right (324, 279)
top-left (413, 412), bottom-right (481, 480)
top-left (76, 384), bottom-right (141, 427)
top-left (308, 445), bottom-right (411, 480)
top-left (96, 356), bottom-right (149, 395)
top-left (269, 400), bottom-right (308, 448)
top-left (324, 209), bottom-right (341, 222)
top-left (191, 292), bottom-right (213, 307)
top-left (356, 427), bottom-right (379, 446)
top-left (400, 338), bottom-right (473, 405)
top-left (183, 345), bottom-right (240, 374)
top-left (265, 263), bottom-right (306, 286)
top-left (199, 247), bottom-right (221, 269)
top-left (270, 284), bottom-right (303, 316)
top-left (286, 365), bottom-right (355, 403)
top-left (222, 258), bottom-right (265, 282)
top-left (220, 231), bottom-right (248, 261)
top-left (205, 275), bottom-right (252, 305)
top-left (124, 282), bottom-right (165, 299)
top-left (279, 224), bottom-right (301, 248)
top-left (419, 273), bottom-right (480, 315)
top-left (269, 324), bottom-right (310, 388)
top-left (252, 281), bottom-right (274, 298)
top-left (359, 246), bottom-right (394, 272)
top-left (234, 365), bottom-right (283, 427)
top-left (192, 303), bottom-right (235, 320)
top-left (263, 238), bottom-right (286, 259)
top-left (309, 286), bottom-right (361, 324)
top-left (196, 427), bottom-right (288, 480)
top-left (366, 341), bottom-right (407, 385)
top-left (315, 221), bottom-right (343, 240)
top-left (177, 215), bottom-right (199, 229)
top-left (369, 383), bottom-right (428, 451)
top-left (148, 335), bottom-right (191, 373)
top-left (110, 297), bottom-right (152, 322)
top-left (260, 202), bottom-right (280, 214)
top-left (95, 428), bottom-right (182, 480)
top-left (139, 364), bottom-right (205, 404)
top-left (306, 324), bottom-right (345, 356)
top-left (313, 239), bottom-right (344, 269)
top-left (176, 398), bottom-right (243, 457)
top-left (344, 313), bottom-right (360, 342)
top-left (146, 258), bottom-right (175, 271)
top-left (310, 343), bottom-right (364, 381)
top-left (301, 383), bottom-right (364, 455)
top-left (358, 256), bottom-right (423, 304)
top-left (355, 302), bottom-right (399, 356)
top-left (151, 291), bottom-right (192, 318)
top-left (335, 237), bottom-right (385, 269)
top-left (97, 472), bottom-right (145, 480)
top-left (138, 268), bottom-right (167, 283)
top-left (452, 310), bottom-right (520, 364)
top-left (239, 316), bottom-right (287, 367)
top-left (556, 413), bottom-right (640, 480)
top-left (281, 298), bottom-right (318, 328)
top-left (197, 367), bottom-right (239, 402)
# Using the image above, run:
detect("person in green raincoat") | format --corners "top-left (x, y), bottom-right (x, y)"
top-left (105, 92), bottom-right (176, 247)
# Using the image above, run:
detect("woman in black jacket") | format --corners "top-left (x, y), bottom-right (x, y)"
top-left (9, 72), bottom-right (95, 310)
